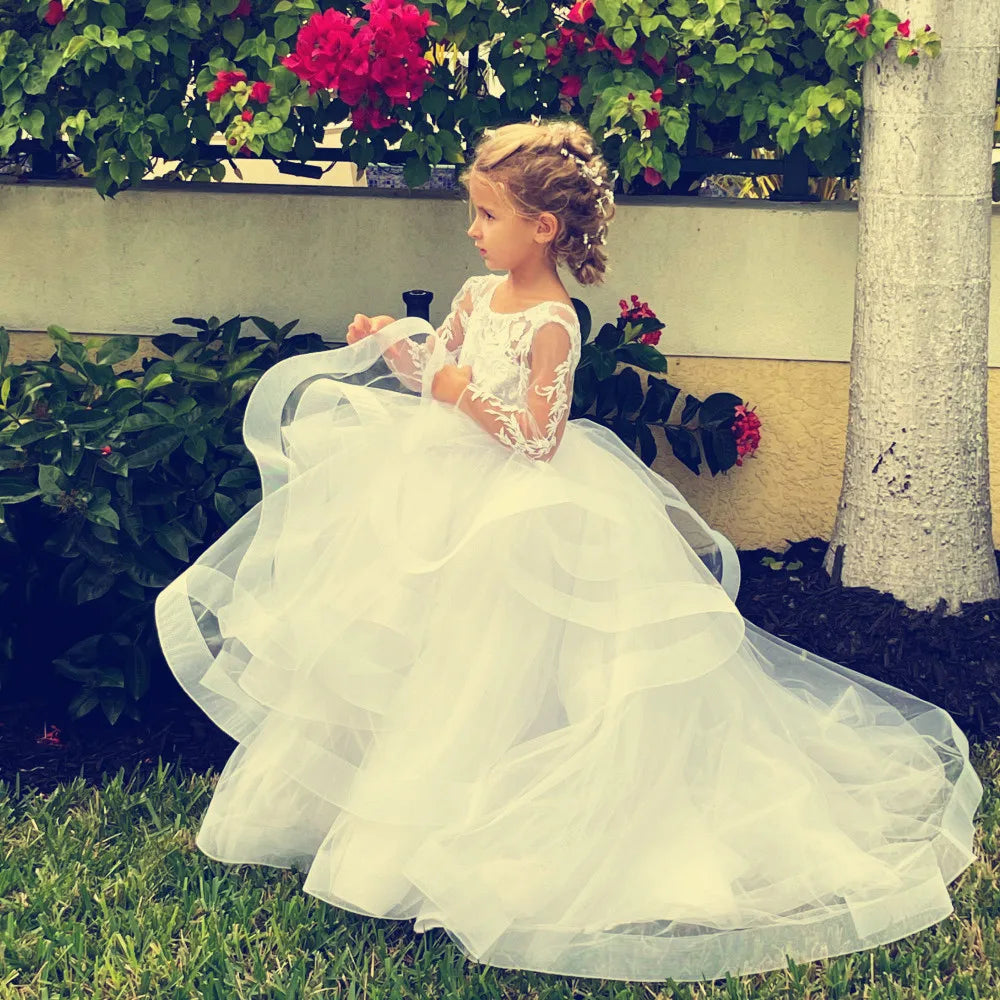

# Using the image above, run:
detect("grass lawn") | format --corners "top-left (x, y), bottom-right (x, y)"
top-left (0, 737), bottom-right (997, 1000)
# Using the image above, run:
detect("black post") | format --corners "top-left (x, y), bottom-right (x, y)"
top-left (402, 289), bottom-right (433, 320)
top-left (770, 145), bottom-right (819, 202)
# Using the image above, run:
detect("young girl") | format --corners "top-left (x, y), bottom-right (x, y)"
top-left (156, 119), bottom-right (982, 984)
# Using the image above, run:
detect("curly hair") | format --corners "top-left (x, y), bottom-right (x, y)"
top-left (458, 117), bottom-right (616, 286)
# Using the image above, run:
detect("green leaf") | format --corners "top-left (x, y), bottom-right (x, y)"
top-left (142, 372), bottom-right (173, 393)
top-left (127, 427), bottom-right (184, 468)
top-left (145, 0), bottom-right (173, 20)
top-left (96, 335), bottom-right (139, 366)
top-left (154, 523), bottom-right (189, 561)
top-left (86, 503), bottom-right (121, 530)
top-left (214, 492), bottom-right (242, 526)
top-left (715, 43), bottom-right (738, 65)
top-left (183, 435), bottom-right (207, 463)
top-left (403, 157), bottom-right (431, 189)
top-left (0, 472), bottom-right (42, 504)
top-left (222, 18), bottom-right (245, 48)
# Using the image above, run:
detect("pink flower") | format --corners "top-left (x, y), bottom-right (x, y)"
top-left (230, 0), bottom-right (251, 17)
top-left (643, 109), bottom-right (660, 130)
top-left (845, 13), bottom-right (871, 37)
top-left (100, 445), bottom-right (112, 456)
top-left (590, 33), bottom-right (613, 52)
top-left (612, 46), bottom-right (635, 65)
top-left (639, 330), bottom-right (661, 346)
top-left (43, 1), bottom-right (65, 26)
top-left (249, 80), bottom-right (272, 103)
top-left (650, 87), bottom-right (663, 102)
top-left (643, 166), bottom-right (662, 187)
top-left (559, 75), bottom-right (583, 98)
top-left (241, 109), bottom-right (254, 121)
top-left (567, 0), bottom-right (595, 24)
top-left (732, 403), bottom-right (762, 465)
top-left (238, 144), bottom-right (254, 156)
top-left (896, 18), bottom-right (911, 37)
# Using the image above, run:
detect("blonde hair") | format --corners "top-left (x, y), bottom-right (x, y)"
top-left (459, 117), bottom-right (615, 286)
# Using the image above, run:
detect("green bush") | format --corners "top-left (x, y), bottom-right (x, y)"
top-left (0, 0), bottom-right (939, 197)
top-left (0, 315), bottom-right (326, 723)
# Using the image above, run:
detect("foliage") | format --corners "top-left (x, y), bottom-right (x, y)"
top-left (0, 315), bottom-right (325, 723)
top-left (569, 296), bottom-right (751, 475)
top-left (0, 0), bottom-right (939, 197)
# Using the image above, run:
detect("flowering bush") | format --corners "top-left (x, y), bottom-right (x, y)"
top-left (570, 294), bottom-right (757, 474)
top-left (0, 0), bottom-right (944, 197)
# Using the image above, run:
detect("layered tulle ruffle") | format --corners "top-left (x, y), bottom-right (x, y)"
top-left (155, 322), bottom-right (982, 982)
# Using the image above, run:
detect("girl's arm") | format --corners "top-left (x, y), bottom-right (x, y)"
top-left (455, 319), bottom-right (578, 463)
top-left (383, 277), bottom-right (481, 392)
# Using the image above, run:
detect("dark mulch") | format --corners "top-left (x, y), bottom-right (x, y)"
top-left (2, 537), bottom-right (998, 798)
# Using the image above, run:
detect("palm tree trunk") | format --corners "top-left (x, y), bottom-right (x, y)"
top-left (823, 1), bottom-right (1000, 611)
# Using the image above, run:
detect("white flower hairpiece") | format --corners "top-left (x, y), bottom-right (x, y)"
top-left (559, 145), bottom-right (615, 247)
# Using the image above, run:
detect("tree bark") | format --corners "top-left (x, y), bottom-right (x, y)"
top-left (824, 0), bottom-right (1000, 612)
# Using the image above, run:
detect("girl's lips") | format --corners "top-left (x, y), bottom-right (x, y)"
top-left (479, 248), bottom-right (487, 255)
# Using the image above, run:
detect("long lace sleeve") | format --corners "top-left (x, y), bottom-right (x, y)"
top-left (383, 277), bottom-right (481, 392)
top-left (456, 319), bottom-right (579, 462)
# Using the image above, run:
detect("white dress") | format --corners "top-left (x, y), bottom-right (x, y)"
top-left (155, 272), bottom-right (982, 983)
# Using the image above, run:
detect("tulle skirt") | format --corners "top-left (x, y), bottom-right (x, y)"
top-left (155, 321), bottom-right (983, 983)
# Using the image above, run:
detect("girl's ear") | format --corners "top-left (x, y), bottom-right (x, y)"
top-left (535, 211), bottom-right (559, 245)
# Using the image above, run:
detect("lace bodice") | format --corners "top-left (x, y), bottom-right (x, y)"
top-left (385, 274), bottom-right (582, 462)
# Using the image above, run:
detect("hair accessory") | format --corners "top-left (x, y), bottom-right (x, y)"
top-left (530, 114), bottom-right (543, 126)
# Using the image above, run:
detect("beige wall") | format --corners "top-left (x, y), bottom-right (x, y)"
top-left (5, 182), bottom-right (1000, 551)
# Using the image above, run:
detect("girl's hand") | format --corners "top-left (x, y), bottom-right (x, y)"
top-left (432, 364), bottom-right (472, 405)
top-left (347, 314), bottom-right (395, 344)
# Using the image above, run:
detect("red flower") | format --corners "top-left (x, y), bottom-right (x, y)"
top-left (732, 403), bottom-right (762, 465)
top-left (924, 23), bottom-right (931, 32)
top-left (559, 75), bottom-right (583, 98)
top-left (241, 109), bottom-right (254, 121)
top-left (650, 87), bottom-right (663, 102)
top-left (100, 445), bottom-right (112, 456)
top-left (206, 69), bottom-right (247, 103)
top-left (43, 1), bottom-right (65, 26)
top-left (845, 13), bottom-right (871, 37)
top-left (350, 104), bottom-right (396, 130)
top-left (619, 294), bottom-right (664, 344)
top-left (612, 46), bottom-right (635, 65)
top-left (643, 109), bottom-right (660, 130)
top-left (249, 80), bottom-right (272, 103)
top-left (546, 43), bottom-right (565, 66)
top-left (282, 2), bottom-right (434, 107)
top-left (230, 0), bottom-right (251, 17)
top-left (590, 33), bottom-right (613, 52)
top-left (641, 52), bottom-right (668, 77)
top-left (567, 0), bottom-right (595, 24)
top-left (643, 166), bottom-right (662, 187)
top-left (238, 144), bottom-right (255, 156)
top-left (896, 18), bottom-right (911, 37)
top-left (37, 724), bottom-right (62, 746)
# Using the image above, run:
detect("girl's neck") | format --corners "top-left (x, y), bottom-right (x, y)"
top-left (504, 257), bottom-right (563, 298)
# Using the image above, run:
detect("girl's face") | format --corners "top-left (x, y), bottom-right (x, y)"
top-left (466, 174), bottom-right (555, 272)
